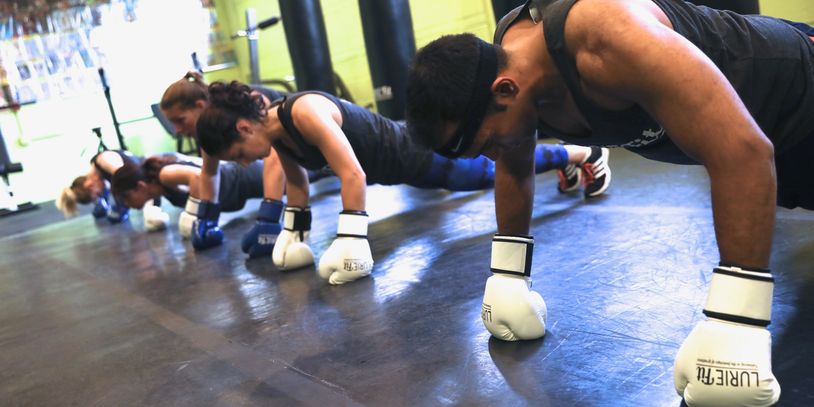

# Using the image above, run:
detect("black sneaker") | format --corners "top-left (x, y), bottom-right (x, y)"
top-left (557, 163), bottom-right (582, 193)
top-left (581, 147), bottom-right (611, 198)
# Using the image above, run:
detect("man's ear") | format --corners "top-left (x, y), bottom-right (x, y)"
top-left (491, 76), bottom-right (518, 101)
top-left (195, 100), bottom-right (207, 109)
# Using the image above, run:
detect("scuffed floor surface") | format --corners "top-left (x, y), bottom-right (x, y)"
top-left (1, 149), bottom-right (812, 406)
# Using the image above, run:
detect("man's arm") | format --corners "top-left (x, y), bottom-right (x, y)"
top-left (494, 137), bottom-right (537, 235)
top-left (568, 0), bottom-right (775, 268)
top-left (198, 151), bottom-right (220, 203)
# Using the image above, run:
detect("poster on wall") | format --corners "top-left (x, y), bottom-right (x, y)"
top-left (201, 0), bottom-right (237, 70)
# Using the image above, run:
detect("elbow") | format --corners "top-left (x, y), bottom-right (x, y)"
top-left (744, 136), bottom-right (776, 175)
top-left (745, 135), bottom-right (775, 163)
top-left (352, 170), bottom-right (367, 187)
top-left (706, 134), bottom-right (775, 178)
top-left (341, 170), bottom-right (367, 189)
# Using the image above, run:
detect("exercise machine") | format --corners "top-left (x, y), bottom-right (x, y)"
top-left (97, 68), bottom-right (128, 151)
top-left (0, 125), bottom-right (36, 217)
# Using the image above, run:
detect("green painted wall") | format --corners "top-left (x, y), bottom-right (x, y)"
top-left (761, 0), bottom-right (814, 24)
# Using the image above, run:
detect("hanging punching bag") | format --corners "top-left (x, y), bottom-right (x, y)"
top-left (358, 0), bottom-right (415, 119)
top-left (278, 0), bottom-right (336, 93)
top-left (689, 0), bottom-right (759, 14)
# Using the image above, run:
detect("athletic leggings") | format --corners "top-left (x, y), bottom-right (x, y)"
top-left (414, 144), bottom-right (568, 191)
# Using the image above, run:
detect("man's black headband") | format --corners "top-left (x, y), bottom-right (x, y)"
top-left (437, 39), bottom-right (498, 158)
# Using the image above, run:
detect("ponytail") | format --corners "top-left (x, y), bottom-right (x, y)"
top-left (160, 71), bottom-right (209, 110)
top-left (56, 187), bottom-right (79, 217)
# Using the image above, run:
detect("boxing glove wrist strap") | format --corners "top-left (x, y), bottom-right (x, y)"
top-left (197, 200), bottom-right (221, 220)
top-left (184, 197), bottom-right (201, 215)
top-left (490, 234), bottom-right (534, 277)
top-left (283, 206), bottom-right (311, 231)
top-left (258, 199), bottom-right (284, 222)
top-left (703, 266), bottom-right (774, 327)
top-left (337, 211), bottom-right (368, 238)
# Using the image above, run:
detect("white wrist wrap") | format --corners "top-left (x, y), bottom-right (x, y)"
top-left (184, 197), bottom-right (201, 215)
top-left (703, 266), bottom-right (774, 326)
top-left (282, 207), bottom-right (310, 231)
top-left (337, 212), bottom-right (368, 237)
top-left (283, 209), bottom-right (296, 229)
top-left (490, 235), bottom-right (533, 277)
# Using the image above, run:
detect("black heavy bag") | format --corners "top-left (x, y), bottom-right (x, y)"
top-left (358, 0), bottom-right (415, 119)
top-left (279, 0), bottom-right (336, 93)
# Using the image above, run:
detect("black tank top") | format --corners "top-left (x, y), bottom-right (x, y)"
top-left (273, 91), bottom-right (430, 185)
top-left (252, 85), bottom-right (284, 105)
top-left (91, 150), bottom-right (140, 181)
top-left (495, 0), bottom-right (814, 163)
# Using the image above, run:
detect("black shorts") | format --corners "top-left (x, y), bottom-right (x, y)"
top-left (776, 133), bottom-right (814, 210)
top-left (218, 160), bottom-right (264, 212)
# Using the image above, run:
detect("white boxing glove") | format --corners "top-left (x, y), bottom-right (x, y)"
top-left (143, 202), bottom-right (169, 232)
top-left (481, 234), bottom-right (547, 341)
top-left (272, 206), bottom-right (314, 270)
top-left (317, 211), bottom-right (373, 285)
top-left (674, 265), bottom-right (780, 407)
top-left (178, 197), bottom-right (200, 239)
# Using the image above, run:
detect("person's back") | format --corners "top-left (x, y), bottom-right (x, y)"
top-left (495, 0), bottom-right (814, 161)
top-left (649, 0), bottom-right (814, 153)
top-left (275, 91), bottom-right (431, 185)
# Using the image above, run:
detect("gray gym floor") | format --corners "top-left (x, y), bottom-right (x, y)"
top-left (1, 148), bottom-right (812, 406)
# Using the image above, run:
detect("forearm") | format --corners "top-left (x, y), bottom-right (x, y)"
top-left (708, 157), bottom-right (776, 268)
top-left (495, 149), bottom-right (535, 235)
top-left (339, 174), bottom-right (366, 212)
top-left (188, 174), bottom-right (201, 198)
top-left (285, 179), bottom-right (309, 208)
top-left (263, 150), bottom-right (286, 201)
top-left (198, 153), bottom-right (220, 202)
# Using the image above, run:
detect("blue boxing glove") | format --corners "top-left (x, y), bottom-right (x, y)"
top-left (92, 189), bottom-right (110, 219)
top-left (241, 199), bottom-right (283, 258)
top-left (107, 196), bottom-right (130, 224)
top-left (192, 200), bottom-right (224, 251)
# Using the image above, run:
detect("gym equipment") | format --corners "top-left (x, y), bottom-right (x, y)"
top-left (358, 0), bottom-right (415, 120)
top-left (96, 66), bottom-right (197, 155)
top-left (97, 68), bottom-right (128, 151)
top-left (231, 11), bottom-right (282, 86)
top-left (278, 0), bottom-right (337, 95)
top-left (0, 125), bottom-right (36, 217)
top-left (191, 51), bottom-right (205, 75)
top-left (229, 11), bottom-right (295, 93)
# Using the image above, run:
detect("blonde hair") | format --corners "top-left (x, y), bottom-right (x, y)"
top-left (56, 176), bottom-right (93, 218)
top-left (56, 187), bottom-right (78, 217)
